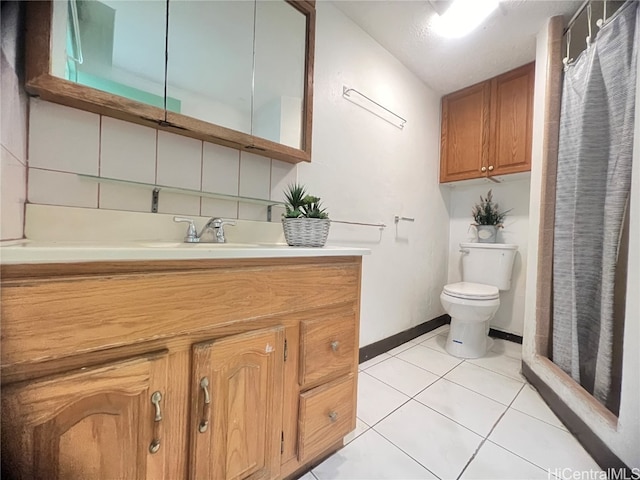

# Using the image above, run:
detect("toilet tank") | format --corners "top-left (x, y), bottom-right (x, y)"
top-left (460, 243), bottom-right (518, 290)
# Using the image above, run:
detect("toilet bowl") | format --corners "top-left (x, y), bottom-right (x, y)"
top-left (440, 243), bottom-right (517, 359)
top-left (440, 282), bottom-right (500, 358)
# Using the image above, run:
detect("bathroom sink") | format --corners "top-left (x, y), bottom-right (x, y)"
top-left (137, 241), bottom-right (261, 248)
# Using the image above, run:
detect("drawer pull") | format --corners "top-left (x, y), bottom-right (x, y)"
top-left (149, 391), bottom-right (163, 454)
top-left (328, 411), bottom-right (338, 422)
top-left (199, 377), bottom-right (211, 433)
top-left (330, 341), bottom-right (340, 352)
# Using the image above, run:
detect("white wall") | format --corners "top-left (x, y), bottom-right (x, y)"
top-left (447, 179), bottom-right (530, 335)
top-left (1, 1), bottom-right (27, 241)
top-left (300, 2), bottom-right (449, 346)
top-left (523, 19), bottom-right (640, 468)
top-left (19, 2), bottom-right (449, 348)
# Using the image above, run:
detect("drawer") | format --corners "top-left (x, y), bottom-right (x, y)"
top-left (299, 313), bottom-right (356, 387)
top-left (297, 374), bottom-right (356, 462)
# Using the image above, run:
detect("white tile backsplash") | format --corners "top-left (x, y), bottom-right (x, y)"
top-left (24, 101), bottom-right (296, 225)
top-left (202, 142), bottom-right (240, 195)
top-left (28, 99), bottom-right (100, 175)
top-left (1, 146), bottom-right (26, 240)
top-left (157, 131), bottom-right (202, 190)
top-left (157, 192), bottom-right (200, 216)
top-left (99, 183), bottom-right (153, 213)
top-left (201, 198), bottom-right (239, 219)
top-left (28, 168), bottom-right (98, 208)
top-left (239, 152), bottom-right (271, 199)
top-left (100, 117), bottom-right (157, 182)
top-left (270, 159), bottom-right (297, 201)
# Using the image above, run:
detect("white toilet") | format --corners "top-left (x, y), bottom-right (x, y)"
top-left (440, 243), bottom-right (517, 359)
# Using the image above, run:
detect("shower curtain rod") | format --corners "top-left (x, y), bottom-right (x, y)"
top-left (564, 0), bottom-right (591, 35)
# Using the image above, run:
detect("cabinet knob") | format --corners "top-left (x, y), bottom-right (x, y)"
top-left (481, 166), bottom-right (487, 172)
top-left (488, 165), bottom-right (494, 171)
top-left (330, 341), bottom-right (340, 352)
top-left (328, 411), bottom-right (338, 422)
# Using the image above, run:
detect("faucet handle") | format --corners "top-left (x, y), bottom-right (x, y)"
top-left (173, 216), bottom-right (199, 243)
top-left (211, 218), bottom-right (236, 228)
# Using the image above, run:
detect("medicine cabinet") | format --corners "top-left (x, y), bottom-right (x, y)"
top-left (25, 0), bottom-right (315, 164)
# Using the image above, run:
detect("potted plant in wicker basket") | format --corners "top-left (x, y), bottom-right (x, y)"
top-left (471, 190), bottom-right (510, 243)
top-left (282, 183), bottom-right (330, 247)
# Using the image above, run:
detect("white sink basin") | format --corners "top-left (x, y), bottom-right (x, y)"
top-left (137, 242), bottom-right (261, 248)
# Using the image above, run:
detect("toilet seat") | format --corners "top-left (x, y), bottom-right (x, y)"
top-left (443, 282), bottom-right (499, 301)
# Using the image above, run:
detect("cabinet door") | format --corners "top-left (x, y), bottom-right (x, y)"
top-left (190, 327), bottom-right (284, 480)
top-left (440, 81), bottom-right (490, 183)
top-left (1, 352), bottom-right (169, 480)
top-left (489, 62), bottom-right (534, 176)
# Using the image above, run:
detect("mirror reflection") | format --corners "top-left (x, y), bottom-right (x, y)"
top-left (51, 0), bottom-right (308, 150)
top-left (51, 0), bottom-right (168, 110)
top-left (253, 1), bottom-right (306, 149)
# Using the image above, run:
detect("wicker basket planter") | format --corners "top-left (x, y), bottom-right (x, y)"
top-left (282, 218), bottom-right (330, 247)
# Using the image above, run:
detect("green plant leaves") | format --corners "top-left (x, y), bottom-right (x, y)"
top-left (283, 183), bottom-right (329, 219)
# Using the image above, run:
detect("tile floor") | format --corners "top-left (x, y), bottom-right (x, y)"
top-left (300, 325), bottom-right (602, 480)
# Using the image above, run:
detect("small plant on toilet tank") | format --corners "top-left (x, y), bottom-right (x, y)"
top-left (471, 190), bottom-right (511, 243)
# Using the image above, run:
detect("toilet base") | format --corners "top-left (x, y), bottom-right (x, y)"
top-left (446, 318), bottom-right (493, 359)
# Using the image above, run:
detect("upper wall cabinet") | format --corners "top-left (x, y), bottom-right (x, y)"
top-left (25, 0), bottom-right (315, 164)
top-left (440, 62), bottom-right (534, 183)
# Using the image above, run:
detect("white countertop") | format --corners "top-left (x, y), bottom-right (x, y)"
top-left (0, 240), bottom-right (370, 265)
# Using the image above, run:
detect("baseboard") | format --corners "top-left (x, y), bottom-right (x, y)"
top-left (359, 314), bottom-right (450, 364)
top-left (521, 361), bottom-right (634, 475)
top-left (488, 328), bottom-right (523, 344)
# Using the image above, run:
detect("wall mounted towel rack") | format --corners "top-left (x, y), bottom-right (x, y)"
top-left (331, 220), bottom-right (386, 230)
top-left (394, 216), bottom-right (415, 224)
top-left (342, 86), bottom-right (407, 129)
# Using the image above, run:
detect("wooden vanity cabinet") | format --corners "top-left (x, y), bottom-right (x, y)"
top-left (0, 256), bottom-right (362, 480)
top-left (440, 62), bottom-right (534, 183)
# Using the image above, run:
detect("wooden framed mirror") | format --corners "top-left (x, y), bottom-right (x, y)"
top-left (25, 0), bottom-right (315, 164)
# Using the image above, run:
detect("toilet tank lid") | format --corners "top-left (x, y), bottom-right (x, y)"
top-left (444, 282), bottom-right (499, 300)
top-left (460, 242), bottom-right (518, 250)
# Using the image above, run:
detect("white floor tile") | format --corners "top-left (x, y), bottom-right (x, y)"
top-left (396, 344), bottom-right (462, 376)
top-left (298, 472), bottom-right (316, 480)
top-left (375, 400), bottom-right (483, 480)
top-left (467, 351), bottom-right (526, 382)
top-left (489, 409), bottom-right (602, 473)
top-left (313, 429), bottom-right (437, 480)
top-left (420, 333), bottom-right (448, 355)
top-left (344, 417), bottom-right (369, 445)
top-left (490, 338), bottom-right (523, 360)
top-left (444, 362), bottom-right (524, 405)
top-left (359, 353), bottom-right (392, 371)
top-left (386, 341), bottom-right (414, 356)
top-left (365, 357), bottom-right (440, 396)
top-left (460, 440), bottom-right (550, 479)
top-left (512, 384), bottom-right (567, 430)
top-left (415, 378), bottom-right (508, 436)
top-left (356, 372), bottom-right (409, 426)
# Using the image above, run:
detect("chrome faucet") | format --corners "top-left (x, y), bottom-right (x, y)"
top-left (173, 216), bottom-right (236, 243)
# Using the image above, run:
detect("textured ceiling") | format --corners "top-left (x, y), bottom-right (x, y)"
top-left (332, 0), bottom-right (582, 94)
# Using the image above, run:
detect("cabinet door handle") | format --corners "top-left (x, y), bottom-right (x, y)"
top-left (488, 165), bottom-right (494, 171)
top-left (199, 377), bottom-right (211, 433)
top-left (330, 341), bottom-right (340, 352)
top-left (149, 391), bottom-right (163, 454)
top-left (481, 166), bottom-right (487, 172)
top-left (328, 411), bottom-right (338, 422)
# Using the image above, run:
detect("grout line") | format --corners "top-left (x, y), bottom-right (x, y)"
top-left (154, 130), bottom-right (159, 185)
top-left (97, 115), bottom-right (102, 208)
top-left (455, 382), bottom-right (526, 480)
top-left (464, 359), bottom-right (526, 384)
top-left (369, 427), bottom-right (441, 479)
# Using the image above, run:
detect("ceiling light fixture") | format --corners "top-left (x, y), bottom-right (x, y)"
top-left (433, 0), bottom-right (500, 38)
